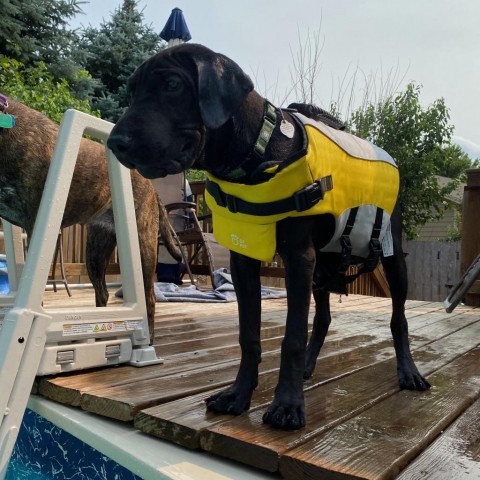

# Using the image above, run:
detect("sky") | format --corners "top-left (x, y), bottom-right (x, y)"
top-left (70, 0), bottom-right (480, 159)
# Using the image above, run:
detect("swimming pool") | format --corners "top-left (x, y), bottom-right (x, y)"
top-left (7, 408), bottom-right (141, 480)
top-left (4, 396), bottom-right (273, 480)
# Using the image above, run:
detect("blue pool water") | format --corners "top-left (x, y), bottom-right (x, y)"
top-left (6, 409), bottom-right (142, 480)
top-left (0, 256), bottom-right (9, 294)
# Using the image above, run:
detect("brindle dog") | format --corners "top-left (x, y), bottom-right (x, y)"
top-left (0, 99), bottom-right (180, 343)
top-left (107, 44), bottom-right (430, 430)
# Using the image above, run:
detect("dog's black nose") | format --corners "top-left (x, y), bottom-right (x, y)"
top-left (107, 133), bottom-right (132, 158)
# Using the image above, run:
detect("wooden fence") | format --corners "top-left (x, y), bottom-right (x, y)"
top-left (404, 240), bottom-right (461, 302)
top-left (0, 222), bottom-right (121, 286)
top-left (0, 219), bottom-right (461, 303)
top-left (262, 241), bottom-right (462, 302)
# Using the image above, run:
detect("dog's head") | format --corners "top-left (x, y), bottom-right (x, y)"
top-left (107, 44), bottom-right (254, 179)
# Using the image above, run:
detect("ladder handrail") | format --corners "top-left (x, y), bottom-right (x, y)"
top-left (444, 254), bottom-right (480, 313)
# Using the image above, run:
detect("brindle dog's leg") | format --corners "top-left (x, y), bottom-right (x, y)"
top-left (205, 251), bottom-right (262, 414)
top-left (304, 289), bottom-right (331, 379)
top-left (263, 218), bottom-right (316, 430)
top-left (382, 207), bottom-right (431, 391)
top-left (86, 220), bottom-right (117, 309)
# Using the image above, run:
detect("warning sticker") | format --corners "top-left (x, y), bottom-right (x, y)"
top-left (63, 320), bottom-right (143, 337)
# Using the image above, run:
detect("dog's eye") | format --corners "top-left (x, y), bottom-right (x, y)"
top-left (164, 76), bottom-right (182, 92)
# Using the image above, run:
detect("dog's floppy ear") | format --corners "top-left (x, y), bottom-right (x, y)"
top-left (195, 53), bottom-right (254, 129)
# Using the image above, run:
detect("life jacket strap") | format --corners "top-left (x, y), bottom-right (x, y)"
top-left (206, 175), bottom-right (333, 216)
top-left (344, 206), bottom-right (385, 282)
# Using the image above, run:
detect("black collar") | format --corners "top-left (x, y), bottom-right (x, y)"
top-left (220, 100), bottom-right (277, 181)
top-left (252, 101), bottom-right (277, 158)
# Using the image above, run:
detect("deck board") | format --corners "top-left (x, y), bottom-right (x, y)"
top-left (279, 346), bottom-right (480, 480)
top-left (170, 316), bottom-right (480, 472)
top-left (36, 288), bottom-right (480, 478)
top-left (396, 396), bottom-right (480, 479)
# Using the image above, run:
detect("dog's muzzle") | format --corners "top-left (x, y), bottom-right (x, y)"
top-left (107, 132), bottom-right (199, 179)
top-left (107, 133), bottom-right (136, 168)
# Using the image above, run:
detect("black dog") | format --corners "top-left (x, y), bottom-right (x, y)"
top-left (108, 44), bottom-right (430, 430)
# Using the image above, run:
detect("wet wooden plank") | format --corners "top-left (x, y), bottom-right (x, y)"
top-left (135, 315), bottom-right (480, 464)
top-left (65, 300), bottom-right (419, 419)
top-left (197, 318), bottom-right (480, 471)
top-left (39, 297), bottom-right (465, 418)
top-left (37, 298), bottom-right (399, 409)
top-left (80, 351), bottom-right (282, 421)
top-left (78, 318), bottom-right (393, 422)
top-left (279, 345), bottom-right (480, 480)
top-left (397, 397), bottom-right (480, 479)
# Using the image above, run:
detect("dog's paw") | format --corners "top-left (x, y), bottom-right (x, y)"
top-left (205, 388), bottom-right (252, 415)
top-left (398, 365), bottom-right (431, 391)
top-left (262, 402), bottom-right (306, 430)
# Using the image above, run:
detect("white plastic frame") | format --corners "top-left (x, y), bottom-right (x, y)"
top-left (0, 109), bottom-right (159, 478)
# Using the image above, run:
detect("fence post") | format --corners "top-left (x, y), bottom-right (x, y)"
top-left (460, 168), bottom-right (480, 306)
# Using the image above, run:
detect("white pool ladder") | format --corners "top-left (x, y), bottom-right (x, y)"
top-left (0, 110), bottom-right (159, 478)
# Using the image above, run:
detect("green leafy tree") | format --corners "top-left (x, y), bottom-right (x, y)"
top-left (348, 83), bottom-right (465, 239)
top-left (76, 0), bottom-right (164, 121)
top-left (0, 55), bottom-right (97, 123)
top-left (434, 143), bottom-right (472, 181)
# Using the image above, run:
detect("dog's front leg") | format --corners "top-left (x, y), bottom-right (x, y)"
top-left (205, 251), bottom-right (261, 414)
top-left (263, 219), bottom-right (315, 430)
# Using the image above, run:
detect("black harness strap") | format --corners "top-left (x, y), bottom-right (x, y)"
top-left (363, 207), bottom-right (384, 272)
top-left (319, 207), bottom-right (385, 294)
top-left (315, 207), bottom-right (358, 294)
top-left (344, 206), bottom-right (385, 283)
top-left (338, 207), bottom-right (359, 275)
top-left (206, 175), bottom-right (333, 216)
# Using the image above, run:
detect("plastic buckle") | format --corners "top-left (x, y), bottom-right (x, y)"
top-left (294, 181), bottom-right (324, 211)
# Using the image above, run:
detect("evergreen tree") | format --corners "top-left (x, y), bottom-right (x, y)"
top-left (0, 0), bottom-right (95, 100)
top-left (77, 0), bottom-right (164, 121)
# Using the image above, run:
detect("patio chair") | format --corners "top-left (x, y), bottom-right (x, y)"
top-left (153, 176), bottom-right (228, 287)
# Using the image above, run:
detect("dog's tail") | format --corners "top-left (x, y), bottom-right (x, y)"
top-left (158, 198), bottom-right (183, 262)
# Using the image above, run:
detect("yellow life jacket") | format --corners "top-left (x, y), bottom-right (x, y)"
top-left (205, 113), bottom-right (399, 262)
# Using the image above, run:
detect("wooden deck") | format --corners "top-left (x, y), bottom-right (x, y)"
top-left (36, 286), bottom-right (480, 479)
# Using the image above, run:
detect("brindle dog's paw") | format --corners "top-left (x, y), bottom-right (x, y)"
top-left (262, 402), bottom-right (306, 430)
top-left (205, 388), bottom-right (252, 415)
